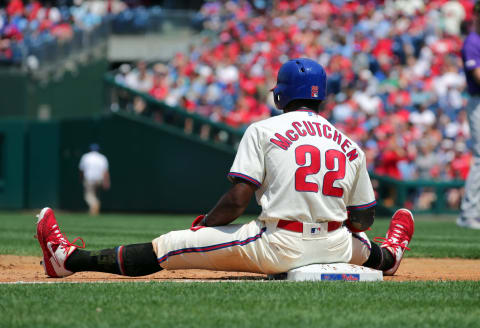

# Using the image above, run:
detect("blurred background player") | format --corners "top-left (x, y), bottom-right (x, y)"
top-left (79, 143), bottom-right (110, 216)
top-left (458, 1), bottom-right (480, 229)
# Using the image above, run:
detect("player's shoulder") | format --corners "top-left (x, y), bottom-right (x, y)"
top-left (81, 152), bottom-right (93, 161)
top-left (466, 32), bottom-right (480, 42)
top-left (324, 120), bottom-right (367, 163)
top-left (86, 151), bottom-right (107, 161)
top-left (337, 127), bottom-right (363, 152)
top-left (339, 134), bottom-right (366, 164)
top-left (96, 152), bottom-right (108, 162)
top-left (350, 141), bottom-right (366, 161)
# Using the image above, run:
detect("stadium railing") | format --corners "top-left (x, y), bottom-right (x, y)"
top-left (103, 72), bottom-right (244, 149)
top-left (371, 173), bottom-right (465, 215)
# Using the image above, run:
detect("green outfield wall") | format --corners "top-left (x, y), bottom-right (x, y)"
top-left (0, 120), bottom-right (28, 209)
top-left (0, 113), bottom-right (260, 213)
top-left (57, 113), bottom-right (248, 213)
top-left (27, 121), bottom-right (61, 209)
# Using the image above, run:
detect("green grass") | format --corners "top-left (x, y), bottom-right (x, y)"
top-left (0, 282), bottom-right (479, 328)
top-left (1, 211), bottom-right (479, 328)
top-left (0, 211), bottom-right (479, 258)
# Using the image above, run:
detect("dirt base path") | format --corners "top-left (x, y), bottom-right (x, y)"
top-left (1, 255), bottom-right (479, 282)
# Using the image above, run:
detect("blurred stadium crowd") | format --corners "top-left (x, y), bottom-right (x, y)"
top-left (0, 0), bottom-right (170, 64)
top-left (113, 0), bottom-right (476, 189)
top-left (0, 0), bottom-right (120, 63)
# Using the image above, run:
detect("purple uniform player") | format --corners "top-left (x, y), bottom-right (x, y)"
top-left (458, 1), bottom-right (480, 229)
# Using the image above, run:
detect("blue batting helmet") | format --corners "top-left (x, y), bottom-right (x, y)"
top-left (89, 143), bottom-right (100, 152)
top-left (272, 58), bottom-right (327, 110)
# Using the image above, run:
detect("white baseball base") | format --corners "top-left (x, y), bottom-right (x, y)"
top-left (269, 263), bottom-right (383, 281)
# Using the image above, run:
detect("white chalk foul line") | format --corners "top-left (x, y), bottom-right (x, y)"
top-left (0, 279), bottom-right (270, 284)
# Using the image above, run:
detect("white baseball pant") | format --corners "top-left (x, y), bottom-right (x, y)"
top-left (152, 220), bottom-right (371, 274)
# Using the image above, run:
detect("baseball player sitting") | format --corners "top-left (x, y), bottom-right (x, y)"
top-left (35, 58), bottom-right (414, 278)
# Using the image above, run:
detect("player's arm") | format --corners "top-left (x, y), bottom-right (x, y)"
top-left (345, 206), bottom-right (375, 233)
top-left (472, 67), bottom-right (480, 85)
top-left (345, 154), bottom-right (376, 233)
top-left (103, 170), bottom-right (111, 190)
top-left (464, 42), bottom-right (480, 84)
top-left (203, 179), bottom-right (257, 227)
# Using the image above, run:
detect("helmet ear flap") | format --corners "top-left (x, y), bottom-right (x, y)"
top-left (273, 83), bottom-right (287, 110)
top-left (274, 93), bottom-right (281, 107)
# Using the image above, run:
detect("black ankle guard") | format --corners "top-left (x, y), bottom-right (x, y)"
top-left (379, 247), bottom-right (395, 272)
top-left (120, 243), bottom-right (161, 276)
top-left (363, 242), bottom-right (383, 270)
top-left (363, 242), bottom-right (395, 272)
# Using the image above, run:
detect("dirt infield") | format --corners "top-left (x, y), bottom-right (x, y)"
top-left (1, 255), bottom-right (479, 282)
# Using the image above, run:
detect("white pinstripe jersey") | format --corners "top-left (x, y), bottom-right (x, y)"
top-left (228, 109), bottom-right (376, 223)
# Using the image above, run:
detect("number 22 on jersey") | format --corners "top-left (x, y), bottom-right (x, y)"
top-left (294, 145), bottom-right (346, 197)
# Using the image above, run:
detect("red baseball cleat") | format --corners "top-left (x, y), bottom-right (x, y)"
top-left (35, 207), bottom-right (85, 278)
top-left (374, 209), bottom-right (415, 276)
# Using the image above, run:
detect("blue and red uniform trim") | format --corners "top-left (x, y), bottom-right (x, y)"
top-left (228, 172), bottom-right (262, 187)
top-left (116, 246), bottom-right (126, 275)
top-left (352, 233), bottom-right (371, 251)
top-left (157, 227), bottom-right (267, 264)
top-left (347, 200), bottom-right (377, 211)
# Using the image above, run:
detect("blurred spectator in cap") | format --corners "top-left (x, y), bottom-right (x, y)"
top-left (111, 64), bottom-right (132, 112)
top-left (125, 61), bottom-right (152, 114)
top-left (115, 63), bottom-right (131, 85)
top-left (79, 143), bottom-right (110, 216)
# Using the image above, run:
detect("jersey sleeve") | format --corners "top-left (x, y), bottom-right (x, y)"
top-left (228, 124), bottom-right (264, 187)
top-left (346, 155), bottom-right (376, 210)
top-left (464, 40), bottom-right (480, 71)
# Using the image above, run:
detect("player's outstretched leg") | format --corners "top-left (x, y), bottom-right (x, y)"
top-left (35, 207), bottom-right (161, 278)
top-left (363, 209), bottom-right (415, 275)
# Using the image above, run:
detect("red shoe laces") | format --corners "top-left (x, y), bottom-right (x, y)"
top-left (373, 223), bottom-right (411, 251)
top-left (372, 237), bottom-right (411, 251)
top-left (51, 224), bottom-right (86, 253)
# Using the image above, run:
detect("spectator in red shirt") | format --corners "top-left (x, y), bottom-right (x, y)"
top-left (375, 135), bottom-right (406, 180)
top-left (7, 0), bottom-right (24, 17)
top-left (149, 73), bottom-right (169, 101)
top-left (449, 143), bottom-right (472, 180)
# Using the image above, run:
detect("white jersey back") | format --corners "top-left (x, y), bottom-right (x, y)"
top-left (228, 109), bottom-right (376, 223)
top-left (79, 151), bottom-right (109, 183)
